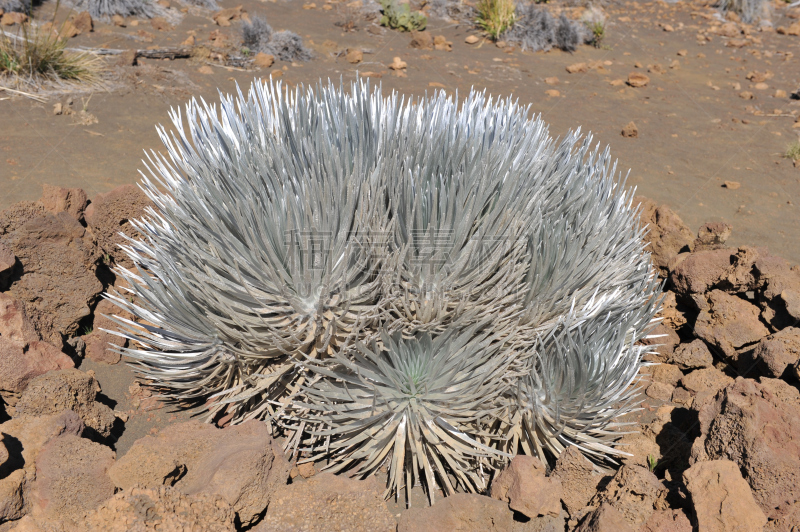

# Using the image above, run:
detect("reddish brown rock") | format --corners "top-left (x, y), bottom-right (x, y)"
top-left (83, 486), bottom-right (236, 532)
top-left (0, 293), bottom-right (41, 345)
top-left (397, 492), bottom-right (512, 532)
top-left (640, 509), bottom-right (692, 532)
top-left (670, 247), bottom-right (760, 296)
top-left (84, 185), bottom-right (151, 268)
top-left (590, 465), bottom-right (667, 528)
top-left (0, 201), bottom-right (47, 236)
top-left (690, 221), bottom-right (732, 252)
top-left (740, 327), bottom-right (800, 379)
top-left (39, 184), bottom-right (89, 222)
top-left (109, 420), bottom-right (291, 526)
top-left (71, 11), bottom-right (93, 33)
top-left (551, 446), bottom-right (603, 518)
top-left (669, 339), bottom-right (714, 370)
top-left (640, 323), bottom-right (680, 363)
top-left (15, 369), bottom-right (116, 438)
top-left (576, 503), bottom-right (634, 532)
top-left (3, 212), bottom-right (102, 346)
top-left (29, 434), bottom-right (115, 527)
top-left (680, 367), bottom-right (734, 398)
top-left (646, 381), bottom-right (675, 401)
top-left (655, 291), bottom-right (688, 331)
top-left (0, 411), bottom-right (85, 523)
top-left (0, 241), bottom-right (14, 287)
top-left (82, 299), bottom-right (131, 365)
top-left (489, 454), bottom-right (562, 518)
top-left (0, 339), bottom-right (74, 398)
top-left (647, 363), bottom-right (683, 387)
top-left (636, 197), bottom-right (694, 277)
top-left (690, 377), bottom-right (800, 521)
top-left (753, 252), bottom-right (800, 330)
top-left (258, 473), bottom-right (395, 532)
top-left (693, 290), bottom-right (769, 361)
top-left (409, 30), bottom-right (433, 50)
top-left (683, 460), bottom-right (766, 531)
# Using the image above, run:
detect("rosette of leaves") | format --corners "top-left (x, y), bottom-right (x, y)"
top-left (110, 77), bottom-right (662, 504)
top-left (108, 80), bottom-right (391, 424)
top-left (291, 325), bottom-right (520, 504)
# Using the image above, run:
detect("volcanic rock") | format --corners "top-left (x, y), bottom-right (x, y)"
top-left (551, 446), bottom-right (603, 518)
top-left (693, 290), bottom-right (768, 361)
top-left (640, 323), bottom-right (680, 363)
top-left (739, 327), bottom-right (800, 379)
top-left (0, 201), bottom-right (47, 236)
top-left (669, 339), bottom-right (714, 370)
top-left (669, 247), bottom-right (760, 296)
top-left (259, 473), bottom-right (395, 532)
top-left (490, 454), bottom-right (562, 518)
top-left (83, 299), bottom-right (131, 364)
top-left (109, 420), bottom-right (291, 526)
top-left (679, 368), bottom-right (734, 399)
top-left (15, 369), bottom-right (116, 438)
top-left (0, 241), bottom-right (14, 287)
top-left (84, 184), bottom-right (152, 268)
top-left (28, 434), bottom-right (115, 527)
top-left (39, 184), bottom-right (89, 222)
top-left (690, 222), bottom-right (732, 252)
top-left (683, 459), bottom-right (766, 531)
top-left (635, 197), bottom-right (694, 277)
top-left (397, 492), bottom-right (512, 532)
top-left (2, 212), bottom-right (102, 346)
top-left (640, 509), bottom-right (692, 532)
top-left (82, 486), bottom-right (236, 531)
top-left (576, 503), bottom-right (634, 532)
top-left (589, 465), bottom-right (667, 528)
top-left (690, 377), bottom-right (800, 521)
top-left (753, 252), bottom-right (800, 330)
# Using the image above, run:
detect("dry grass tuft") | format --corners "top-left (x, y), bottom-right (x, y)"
top-left (476, 0), bottom-right (516, 40)
top-left (0, 22), bottom-right (103, 88)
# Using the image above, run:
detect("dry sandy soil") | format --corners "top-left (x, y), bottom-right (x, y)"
top-left (1, 0), bottom-right (800, 264)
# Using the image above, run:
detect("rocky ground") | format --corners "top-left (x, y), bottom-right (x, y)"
top-left (0, 183), bottom-right (798, 531)
top-left (1, 0), bottom-right (800, 530)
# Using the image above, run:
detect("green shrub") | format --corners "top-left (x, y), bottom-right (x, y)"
top-left (476, 0), bottom-right (516, 40)
top-left (379, 0), bottom-right (427, 31)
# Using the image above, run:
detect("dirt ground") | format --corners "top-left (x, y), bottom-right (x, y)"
top-left (2, 0), bottom-right (800, 264)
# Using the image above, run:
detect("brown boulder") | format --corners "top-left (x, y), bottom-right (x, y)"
top-left (83, 486), bottom-right (236, 531)
top-left (84, 185), bottom-right (151, 268)
top-left (0, 339), bottom-right (74, 399)
top-left (670, 247), bottom-right (760, 296)
top-left (0, 293), bottom-right (41, 345)
top-left (28, 434), bottom-right (115, 527)
top-left (740, 327), bottom-right (800, 379)
top-left (655, 291), bottom-right (687, 331)
top-left (109, 420), bottom-right (291, 526)
top-left (589, 465), bottom-right (667, 528)
top-left (576, 503), bottom-right (634, 532)
top-left (71, 11), bottom-right (93, 33)
top-left (3, 212), bottom-right (102, 346)
top-left (83, 299), bottom-right (131, 364)
top-left (0, 411), bottom-right (85, 522)
top-left (693, 290), bottom-right (769, 361)
top-left (409, 30), bottom-right (433, 50)
top-left (679, 367), bottom-right (734, 398)
top-left (669, 339), bottom-right (714, 370)
top-left (635, 197), bottom-right (694, 277)
top-left (39, 184), bottom-right (89, 222)
top-left (551, 446), bottom-right (603, 518)
top-left (753, 252), bottom-right (800, 330)
top-left (15, 369), bottom-right (116, 438)
top-left (640, 323), bottom-right (680, 363)
top-left (0, 241), bottom-right (14, 287)
top-left (647, 363), bottom-right (683, 387)
top-left (640, 509), bottom-right (692, 532)
top-left (690, 377), bottom-right (800, 521)
top-left (683, 460), bottom-right (766, 531)
top-left (258, 473), bottom-right (395, 532)
top-left (489, 454), bottom-right (562, 518)
top-left (0, 201), bottom-right (47, 236)
top-left (397, 492), bottom-right (512, 532)
top-left (690, 221), bottom-right (732, 252)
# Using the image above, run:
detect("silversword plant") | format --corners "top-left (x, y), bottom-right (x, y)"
top-left (108, 78), bottom-right (662, 505)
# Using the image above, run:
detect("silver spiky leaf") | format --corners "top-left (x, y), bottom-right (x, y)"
top-left (107, 77), bottom-right (662, 502)
top-left (291, 326), bottom-right (518, 505)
